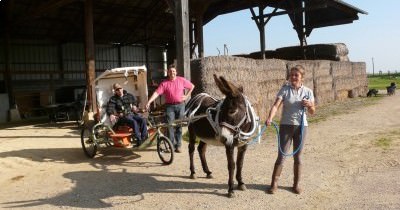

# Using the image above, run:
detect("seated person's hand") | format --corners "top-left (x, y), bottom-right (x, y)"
top-left (132, 105), bottom-right (138, 113)
top-left (110, 114), bottom-right (118, 124)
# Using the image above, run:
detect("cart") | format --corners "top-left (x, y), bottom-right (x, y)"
top-left (80, 66), bottom-right (174, 165)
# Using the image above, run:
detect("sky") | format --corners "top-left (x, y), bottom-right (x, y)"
top-left (203, 0), bottom-right (400, 74)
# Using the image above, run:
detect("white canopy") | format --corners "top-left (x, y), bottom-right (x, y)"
top-left (94, 65), bottom-right (148, 125)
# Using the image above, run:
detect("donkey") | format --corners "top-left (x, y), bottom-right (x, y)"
top-left (185, 74), bottom-right (259, 198)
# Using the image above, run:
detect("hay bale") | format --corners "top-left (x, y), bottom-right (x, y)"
top-left (331, 61), bottom-right (353, 78)
top-left (275, 43), bottom-right (349, 61)
top-left (335, 90), bottom-right (350, 101)
top-left (314, 90), bottom-right (335, 105)
top-left (352, 62), bottom-right (367, 76)
top-left (334, 76), bottom-right (355, 91)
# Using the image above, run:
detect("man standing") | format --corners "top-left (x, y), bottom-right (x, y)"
top-left (107, 83), bottom-right (147, 147)
top-left (145, 64), bottom-right (194, 153)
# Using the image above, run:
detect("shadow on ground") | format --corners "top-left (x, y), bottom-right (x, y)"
top-left (0, 147), bottom-right (173, 169)
top-left (1, 170), bottom-right (265, 209)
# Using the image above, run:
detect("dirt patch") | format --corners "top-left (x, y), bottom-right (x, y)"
top-left (0, 94), bottom-right (399, 209)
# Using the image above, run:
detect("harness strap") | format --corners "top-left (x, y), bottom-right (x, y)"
top-left (186, 93), bottom-right (260, 143)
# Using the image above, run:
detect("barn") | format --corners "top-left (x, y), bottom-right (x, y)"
top-left (0, 0), bottom-right (367, 122)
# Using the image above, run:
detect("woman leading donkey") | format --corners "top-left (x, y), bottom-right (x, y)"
top-left (265, 65), bottom-right (315, 194)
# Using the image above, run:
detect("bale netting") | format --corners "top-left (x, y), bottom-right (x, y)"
top-left (189, 56), bottom-right (368, 121)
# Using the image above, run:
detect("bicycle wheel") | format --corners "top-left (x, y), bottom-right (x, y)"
top-left (81, 127), bottom-right (98, 158)
top-left (157, 136), bottom-right (174, 165)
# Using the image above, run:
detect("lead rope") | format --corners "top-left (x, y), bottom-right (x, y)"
top-left (247, 106), bottom-right (306, 157)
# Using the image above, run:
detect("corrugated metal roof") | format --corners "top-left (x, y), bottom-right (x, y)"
top-left (0, 0), bottom-right (366, 46)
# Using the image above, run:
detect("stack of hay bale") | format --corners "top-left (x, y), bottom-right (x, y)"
top-left (191, 56), bottom-right (287, 120)
top-left (190, 55), bottom-right (368, 121)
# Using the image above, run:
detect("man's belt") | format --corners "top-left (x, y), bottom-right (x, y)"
top-left (166, 102), bottom-right (183, 105)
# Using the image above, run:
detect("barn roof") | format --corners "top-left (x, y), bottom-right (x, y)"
top-left (0, 0), bottom-right (366, 46)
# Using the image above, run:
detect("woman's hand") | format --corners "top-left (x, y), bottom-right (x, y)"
top-left (302, 99), bottom-right (313, 108)
top-left (265, 118), bottom-right (272, 126)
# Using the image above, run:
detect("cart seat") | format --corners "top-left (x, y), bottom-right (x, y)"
top-left (110, 133), bottom-right (131, 147)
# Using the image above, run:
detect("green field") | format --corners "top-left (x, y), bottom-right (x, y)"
top-left (368, 73), bottom-right (399, 90)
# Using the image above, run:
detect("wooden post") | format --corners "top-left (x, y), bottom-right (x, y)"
top-left (189, 19), bottom-right (195, 59)
top-left (174, 0), bottom-right (191, 80)
top-left (145, 44), bottom-right (150, 84)
top-left (117, 44), bottom-right (122, 67)
top-left (4, 0), bottom-right (14, 108)
top-left (195, 16), bottom-right (204, 58)
top-left (84, 0), bottom-right (96, 112)
top-left (259, 7), bottom-right (266, 59)
top-left (251, 6), bottom-right (272, 59)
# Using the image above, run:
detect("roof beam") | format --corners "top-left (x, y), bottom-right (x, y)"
top-left (28, 0), bottom-right (78, 17)
top-left (251, 3), bottom-right (328, 20)
top-left (12, 0), bottom-right (78, 25)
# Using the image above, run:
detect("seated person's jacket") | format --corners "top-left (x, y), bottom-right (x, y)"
top-left (106, 90), bottom-right (138, 116)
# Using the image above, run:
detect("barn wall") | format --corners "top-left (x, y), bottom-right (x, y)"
top-left (190, 56), bottom-right (368, 121)
top-left (0, 40), bottom-right (165, 117)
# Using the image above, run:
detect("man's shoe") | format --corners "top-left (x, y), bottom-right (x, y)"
top-left (175, 147), bottom-right (182, 153)
top-left (133, 141), bottom-right (142, 148)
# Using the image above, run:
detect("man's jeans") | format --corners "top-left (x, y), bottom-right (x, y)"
top-left (166, 103), bottom-right (185, 148)
top-left (118, 114), bottom-right (147, 144)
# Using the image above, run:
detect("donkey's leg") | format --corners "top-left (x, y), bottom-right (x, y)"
top-left (225, 145), bottom-right (236, 198)
top-left (236, 144), bottom-right (248, 191)
top-left (188, 126), bottom-right (196, 179)
top-left (198, 141), bottom-right (213, 178)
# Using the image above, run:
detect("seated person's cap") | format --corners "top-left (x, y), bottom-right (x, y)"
top-left (113, 83), bottom-right (122, 90)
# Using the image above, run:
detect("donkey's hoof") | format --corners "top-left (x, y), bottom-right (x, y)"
top-left (206, 173), bottom-right (213, 179)
top-left (237, 184), bottom-right (247, 191)
top-left (190, 174), bottom-right (196, 179)
top-left (227, 191), bottom-right (235, 198)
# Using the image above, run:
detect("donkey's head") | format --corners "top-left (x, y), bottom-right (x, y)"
top-left (213, 74), bottom-right (249, 146)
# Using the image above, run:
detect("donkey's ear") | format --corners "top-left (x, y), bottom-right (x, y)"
top-left (219, 76), bottom-right (240, 97)
top-left (214, 74), bottom-right (230, 95)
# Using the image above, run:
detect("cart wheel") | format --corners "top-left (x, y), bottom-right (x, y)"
top-left (81, 127), bottom-right (97, 158)
top-left (157, 136), bottom-right (174, 165)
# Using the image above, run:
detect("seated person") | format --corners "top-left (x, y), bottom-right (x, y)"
top-left (106, 83), bottom-right (147, 147)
